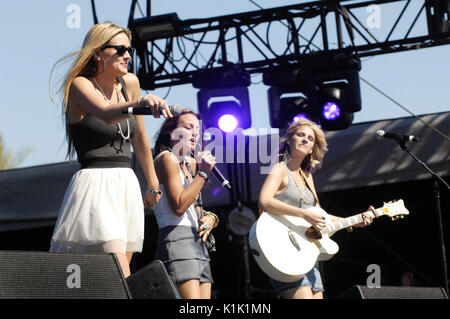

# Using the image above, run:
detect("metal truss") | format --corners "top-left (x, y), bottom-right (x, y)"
top-left (120, 0), bottom-right (450, 89)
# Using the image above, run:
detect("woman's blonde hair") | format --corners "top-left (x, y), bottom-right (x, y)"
top-left (49, 22), bottom-right (132, 158)
top-left (279, 118), bottom-right (328, 173)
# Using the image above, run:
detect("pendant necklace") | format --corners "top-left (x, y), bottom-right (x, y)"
top-left (293, 168), bottom-right (314, 207)
top-left (92, 78), bottom-right (131, 141)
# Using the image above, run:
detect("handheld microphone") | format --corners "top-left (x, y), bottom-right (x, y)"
top-left (122, 104), bottom-right (182, 116)
top-left (376, 130), bottom-right (419, 142)
top-left (211, 166), bottom-right (232, 190)
top-left (190, 152), bottom-right (232, 190)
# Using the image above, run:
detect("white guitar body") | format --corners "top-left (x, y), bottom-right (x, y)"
top-left (249, 201), bottom-right (409, 283)
top-left (248, 207), bottom-right (338, 283)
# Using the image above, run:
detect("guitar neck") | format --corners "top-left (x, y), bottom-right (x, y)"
top-left (323, 208), bottom-right (382, 235)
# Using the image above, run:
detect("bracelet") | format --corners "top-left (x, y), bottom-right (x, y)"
top-left (146, 188), bottom-right (161, 195)
top-left (197, 171), bottom-right (209, 181)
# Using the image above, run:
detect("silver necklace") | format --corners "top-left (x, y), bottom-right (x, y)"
top-left (92, 78), bottom-right (131, 141)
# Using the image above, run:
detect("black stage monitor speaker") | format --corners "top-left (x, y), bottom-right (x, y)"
top-left (0, 250), bottom-right (130, 298)
top-left (339, 285), bottom-right (448, 299)
top-left (126, 260), bottom-right (181, 299)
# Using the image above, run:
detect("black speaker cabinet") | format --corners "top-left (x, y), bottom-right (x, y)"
top-left (0, 250), bottom-right (130, 298)
top-left (339, 285), bottom-right (448, 299)
top-left (126, 260), bottom-right (181, 299)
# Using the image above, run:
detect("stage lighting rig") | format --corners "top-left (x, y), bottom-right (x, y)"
top-left (121, 0), bottom-right (450, 131)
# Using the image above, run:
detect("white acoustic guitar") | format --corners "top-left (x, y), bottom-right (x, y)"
top-left (248, 200), bottom-right (409, 283)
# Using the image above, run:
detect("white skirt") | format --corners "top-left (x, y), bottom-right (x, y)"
top-left (50, 168), bottom-right (144, 254)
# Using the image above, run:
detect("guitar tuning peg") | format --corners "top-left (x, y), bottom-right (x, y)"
top-left (400, 216), bottom-right (404, 219)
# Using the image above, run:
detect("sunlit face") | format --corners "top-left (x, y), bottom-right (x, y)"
top-left (287, 125), bottom-right (315, 158)
top-left (171, 113), bottom-right (201, 154)
top-left (96, 32), bottom-right (131, 77)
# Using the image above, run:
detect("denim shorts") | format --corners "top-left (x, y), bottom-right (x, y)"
top-left (269, 265), bottom-right (324, 296)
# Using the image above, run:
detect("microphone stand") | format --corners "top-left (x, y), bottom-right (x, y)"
top-left (397, 140), bottom-right (449, 295)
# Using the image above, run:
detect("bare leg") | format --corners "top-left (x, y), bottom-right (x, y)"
top-left (126, 251), bottom-right (133, 264)
top-left (115, 252), bottom-right (131, 278)
top-left (199, 282), bottom-right (212, 299)
top-left (312, 290), bottom-right (324, 299)
top-left (177, 280), bottom-right (202, 299)
top-left (279, 286), bottom-right (315, 299)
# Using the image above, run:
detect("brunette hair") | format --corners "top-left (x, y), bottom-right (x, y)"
top-left (153, 109), bottom-right (202, 157)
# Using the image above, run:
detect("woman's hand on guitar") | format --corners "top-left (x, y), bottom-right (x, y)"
top-left (354, 206), bottom-right (374, 227)
top-left (303, 207), bottom-right (328, 230)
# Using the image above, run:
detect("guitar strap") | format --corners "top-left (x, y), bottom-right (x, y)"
top-left (299, 169), bottom-right (321, 207)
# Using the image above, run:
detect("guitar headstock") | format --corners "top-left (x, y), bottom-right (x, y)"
top-left (380, 199), bottom-right (410, 220)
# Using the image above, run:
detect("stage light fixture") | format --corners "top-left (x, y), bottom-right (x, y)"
top-left (264, 54), bottom-right (362, 131)
top-left (207, 100), bottom-right (241, 133)
top-left (312, 81), bottom-right (355, 131)
top-left (130, 13), bottom-right (181, 41)
top-left (194, 68), bottom-right (252, 132)
top-left (267, 85), bottom-right (313, 129)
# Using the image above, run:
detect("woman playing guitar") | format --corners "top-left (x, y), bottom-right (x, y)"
top-left (258, 118), bottom-right (374, 299)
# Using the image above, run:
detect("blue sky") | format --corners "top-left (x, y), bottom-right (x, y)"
top-left (1, 0), bottom-right (449, 168)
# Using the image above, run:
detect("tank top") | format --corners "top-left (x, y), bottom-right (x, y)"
top-left (274, 162), bottom-right (317, 209)
top-left (69, 77), bottom-right (137, 169)
top-left (152, 150), bottom-right (199, 229)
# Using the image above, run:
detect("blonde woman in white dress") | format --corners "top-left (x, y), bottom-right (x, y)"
top-left (49, 22), bottom-right (172, 278)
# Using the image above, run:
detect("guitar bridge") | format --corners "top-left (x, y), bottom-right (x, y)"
top-left (288, 230), bottom-right (301, 251)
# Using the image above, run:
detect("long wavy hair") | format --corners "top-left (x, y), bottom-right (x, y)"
top-left (49, 22), bottom-right (132, 159)
top-left (279, 118), bottom-right (328, 173)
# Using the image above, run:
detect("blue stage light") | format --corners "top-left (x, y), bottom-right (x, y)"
top-left (322, 102), bottom-right (341, 120)
top-left (218, 114), bottom-right (238, 132)
top-left (292, 113), bottom-right (309, 123)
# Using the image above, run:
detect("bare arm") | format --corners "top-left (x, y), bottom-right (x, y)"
top-left (124, 73), bottom-right (161, 207)
top-left (68, 76), bottom-right (169, 124)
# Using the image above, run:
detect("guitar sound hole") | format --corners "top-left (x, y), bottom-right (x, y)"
top-left (305, 226), bottom-right (322, 240)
